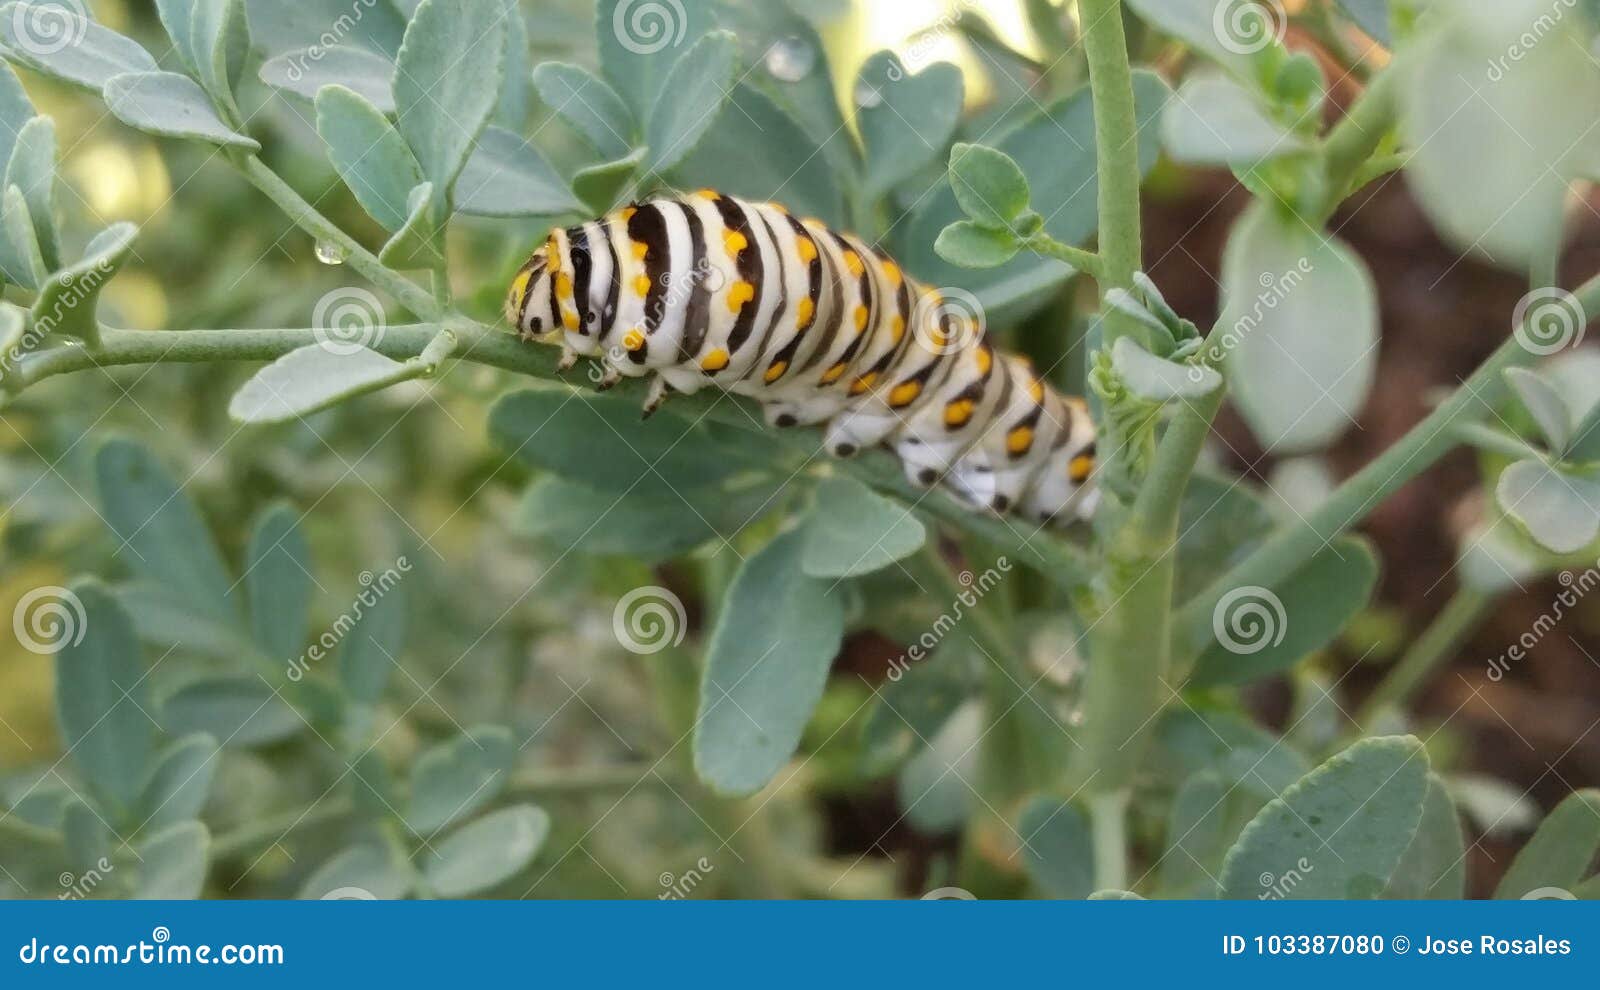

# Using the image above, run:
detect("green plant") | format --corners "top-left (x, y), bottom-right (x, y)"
top-left (3, 0), bottom-right (1600, 901)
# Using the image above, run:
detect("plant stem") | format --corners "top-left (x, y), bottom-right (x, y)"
top-left (1315, 67), bottom-right (1398, 225)
top-left (1077, 0), bottom-right (1142, 296)
top-left (1088, 789), bottom-right (1129, 891)
top-left (1027, 234), bottom-right (1106, 279)
top-left (1173, 270), bottom-right (1600, 667)
top-left (1354, 586), bottom-right (1495, 729)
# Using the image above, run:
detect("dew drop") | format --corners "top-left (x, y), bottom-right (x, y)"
top-left (314, 240), bottom-right (347, 266)
top-left (764, 36), bottom-right (815, 83)
top-left (853, 78), bottom-right (884, 110)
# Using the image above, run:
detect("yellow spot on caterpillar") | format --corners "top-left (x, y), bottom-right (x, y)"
top-left (555, 273), bottom-right (574, 299)
top-left (796, 237), bottom-right (818, 263)
top-left (1029, 378), bottom-right (1045, 402)
top-left (631, 241), bottom-right (649, 260)
top-left (510, 269), bottom-right (532, 304)
top-left (623, 328), bottom-right (646, 351)
top-left (700, 348), bottom-right (730, 372)
top-left (1006, 426), bottom-right (1034, 455)
top-left (562, 309), bottom-right (579, 331)
top-left (853, 305), bottom-right (869, 332)
top-left (764, 360), bottom-right (788, 383)
top-left (1069, 454), bottom-right (1095, 483)
top-left (695, 188), bottom-right (720, 200)
top-left (890, 315), bottom-right (905, 342)
top-left (820, 362), bottom-right (848, 385)
top-left (620, 206), bottom-right (637, 222)
top-left (796, 298), bottom-right (815, 328)
top-left (767, 202), bottom-right (789, 215)
top-left (843, 251), bottom-right (864, 277)
top-left (944, 398), bottom-right (975, 428)
top-left (849, 372), bottom-right (879, 395)
top-left (727, 280), bottom-right (756, 312)
top-left (888, 380), bottom-right (922, 407)
top-left (634, 274), bottom-right (652, 297)
top-left (973, 347), bottom-right (993, 376)
top-left (723, 229), bottom-right (748, 257)
top-left (882, 260), bottom-right (902, 287)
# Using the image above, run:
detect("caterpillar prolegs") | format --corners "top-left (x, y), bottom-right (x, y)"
top-left (505, 191), bottom-right (1100, 524)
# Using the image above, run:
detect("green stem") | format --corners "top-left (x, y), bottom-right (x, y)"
top-left (1077, 0), bottom-right (1142, 295)
top-left (1026, 234), bottom-right (1106, 279)
top-left (1088, 789), bottom-right (1129, 891)
top-left (1174, 270), bottom-right (1600, 666)
top-left (237, 156), bottom-right (441, 321)
top-left (1314, 68), bottom-right (1398, 225)
top-left (1354, 587), bottom-right (1495, 729)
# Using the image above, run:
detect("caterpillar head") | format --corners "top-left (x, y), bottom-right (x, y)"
top-left (506, 247), bottom-right (555, 337)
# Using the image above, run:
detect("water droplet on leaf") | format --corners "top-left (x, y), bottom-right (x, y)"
top-left (314, 240), bottom-right (347, 266)
top-left (853, 78), bottom-right (884, 109)
top-left (764, 37), bottom-right (815, 82)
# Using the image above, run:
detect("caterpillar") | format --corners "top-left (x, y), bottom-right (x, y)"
top-left (505, 191), bottom-right (1099, 524)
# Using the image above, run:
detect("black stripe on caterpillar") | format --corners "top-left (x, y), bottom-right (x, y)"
top-left (505, 190), bottom-right (1099, 524)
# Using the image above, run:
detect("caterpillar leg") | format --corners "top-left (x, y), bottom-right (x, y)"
top-left (555, 343), bottom-right (579, 373)
top-left (822, 408), bottom-right (899, 459)
top-left (641, 375), bottom-right (675, 419)
top-left (595, 366), bottom-right (622, 391)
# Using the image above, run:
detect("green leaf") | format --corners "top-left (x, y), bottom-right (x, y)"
top-left (0, 3), bottom-right (158, 90)
top-left (393, 0), bottom-right (507, 206)
top-left (573, 149), bottom-right (644, 214)
top-left (421, 804), bottom-right (549, 897)
top-left (1505, 367), bottom-right (1572, 455)
top-left (934, 221), bottom-right (1020, 270)
top-left (190, 0), bottom-right (249, 116)
top-left (644, 32), bottom-right (737, 176)
top-left (61, 798), bottom-right (112, 871)
top-left (245, 502), bottom-right (312, 664)
top-left (1017, 796), bottom-right (1093, 899)
top-left (1159, 769), bottom-right (1274, 898)
top-left (315, 85), bottom-right (422, 232)
top-left (159, 676), bottom-right (304, 747)
top-left (857, 52), bottom-right (963, 201)
top-left (1124, 0), bottom-right (1274, 79)
top-left (138, 733), bottom-right (220, 832)
top-left (259, 47), bottom-right (397, 114)
top-left (135, 821), bottom-right (209, 899)
top-left (514, 474), bottom-right (780, 563)
top-left (1111, 336), bottom-right (1222, 402)
top-left (95, 437), bottom-right (238, 623)
top-left (898, 701), bottom-right (981, 833)
top-left (1163, 73), bottom-right (1310, 165)
top-left (244, 0), bottom-right (406, 58)
top-left (228, 343), bottom-right (430, 424)
top-left (531, 61), bottom-right (637, 159)
top-left (103, 71), bottom-right (260, 149)
top-left (488, 389), bottom-right (757, 493)
top-left (55, 581), bottom-right (154, 811)
top-left (597, 0), bottom-right (718, 117)
top-left (378, 182), bottom-right (443, 270)
top-left (1569, 402), bottom-right (1600, 464)
top-left (694, 528), bottom-right (845, 795)
top-left (1497, 458), bottom-right (1600, 554)
top-left (155, 0), bottom-right (201, 69)
top-left (1401, 12), bottom-right (1600, 269)
top-left (1218, 202), bottom-right (1378, 453)
top-left (0, 65), bottom-right (36, 168)
top-left (300, 842), bottom-right (414, 900)
top-left (948, 142), bottom-right (1030, 229)
top-left (1385, 773), bottom-right (1466, 899)
top-left (407, 726), bottom-right (515, 835)
top-left (1495, 789), bottom-right (1600, 899)
top-left (0, 184), bottom-right (46, 289)
top-left (494, 0), bottom-right (529, 129)
top-left (338, 567), bottom-right (408, 705)
top-left (670, 83), bottom-right (844, 228)
top-left (1189, 535), bottom-right (1379, 686)
top-left (27, 221), bottom-right (138, 350)
top-left (1220, 736), bottom-right (1429, 899)
top-left (455, 126), bottom-right (585, 218)
top-left (5, 115), bottom-right (57, 272)
top-left (859, 653), bottom-right (972, 776)
top-left (799, 477), bottom-right (926, 579)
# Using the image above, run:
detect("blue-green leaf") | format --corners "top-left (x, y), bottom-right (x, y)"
top-left (1385, 773), bottom-right (1466, 899)
top-left (421, 804), bottom-right (549, 896)
top-left (103, 71), bottom-right (260, 149)
top-left (135, 821), bottom-right (209, 899)
top-left (1017, 796), bottom-right (1093, 899)
top-left (1163, 73), bottom-right (1310, 164)
top-left (1494, 789), bottom-right (1600, 899)
top-left (694, 528), bottom-right (845, 795)
top-left (245, 502), bottom-right (312, 665)
top-left (378, 182), bottom-right (442, 270)
top-left (455, 126), bottom-right (585, 218)
top-left (244, 0), bottom-right (406, 57)
top-left (228, 343), bottom-right (431, 424)
top-left (597, 0), bottom-right (717, 117)
top-left (393, 0), bottom-right (507, 206)
top-left (857, 52), bottom-right (963, 201)
top-left (300, 842), bottom-right (414, 900)
top-left (55, 580), bottom-right (154, 811)
top-left (138, 733), bottom-right (220, 833)
top-left (27, 221), bottom-right (138, 350)
top-left (531, 61), bottom-right (637, 159)
top-left (190, 0), bottom-right (250, 116)
top-left (0, 3), bottom-right (158, 90)
top-left (948, 142), bottom-right (1029, 229)
top-left (573, 149), bottom-right (644, 214)
top-left (407, 726), bottom-right (515, 835)
top-left (315, 84), bottom-right (420, 232)
top-left (799, 477), bottom-right (925, 579)
top-left (159, 676), bottom-right (304, 747)
top-left (645, 32), bottom-right (737, 176)
top-left (0, 184), bottom-right (46, 289)
top-left (1497, 458), bottom-right (1600, 554)
top-left (1111, 336), bottom-right (1222, 401)
top-left (95, 437), bottom-right (238, 623)
top-left (1220, 736), bottom-right (1429, 899)
top-left (1505, 367), bottom-right (1572, 454)
top-left (5, 115), bottom-right (57, 272)
top-left (934, 221), bottom-right (1020, 270)
top-left (338, 567), bottom-right (408, 705)
top-left (259, 47), bottom-right (397, 114)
